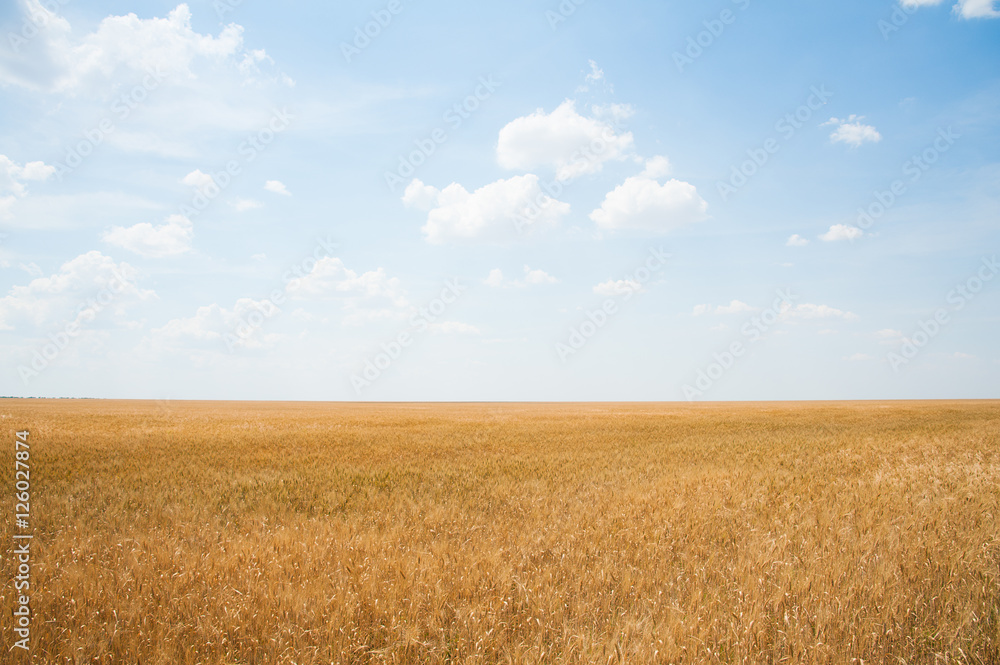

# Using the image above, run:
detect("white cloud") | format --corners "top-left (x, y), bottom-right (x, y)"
top-left (288, 256), bottom-right (407, 305)
top-left (876, 328), bottom-right (903, 340)
top-left (233, 198), bottom-right (263, 212)
top-left (788, 303), bottom-right (859, 320)
top-left (786, 234), bottom-right (810, 247)
top-left (954, 0), bottom-right (1000, 18)
top-left (590, 158), bottom-right (708, 233)
top-left (18, 161), bottom-right (57, 181)
top-left (496, 100), bottom-right (634, 180)
top-left (0, 3), bottom-right (256, 93)
top-left (524, 266), bottom-right (558, 285)
top-left (251, 253), bottom-right (267, 262)
top-left (429, 321), bottom-right (480, 335)
top-left (585, 60), bottom-right (604, 84)
top-left (692, 304), bottom-right (712, 317)
top-left (485, 266), bottom-right (558, 288)
top-left (591, 103), bottom-right (635, 124)
top-left (0, 155), bottom-right (56, 217)
top-left (403, 176), bottom-right (570, 244)
top-left (953, 351), bottom-right (976, 359)
top-left (0, 3), bottom-right (294, 157)
top-left (824, 116), bottom-right (882, 147)
top-left (181, 169), bottom-right (215, 191)
top-left (103, 214), bottom-right (194, 258)
top-left (641, 155), bottom-right (672, 179)
top-left (0, 196), bottom-right (16, 219)
top-left (285, 257), bottom-right (410, 325)
top-left (264, 180), bottom-right (291, 196)
top-left (484, 269), bottom-right (505, 288)
top-left (716, 300), bottom-right (757, 315)
top-left (901, 0), bottom-right (1000, 18)
top-left (0, 251), bottom-right (155, 331)
top-left (820, 224), bottom-right (864, 242)
top-left (593, 279), bottom-right (642, 297)
top-left (149, 297), bottom-right (280, 353)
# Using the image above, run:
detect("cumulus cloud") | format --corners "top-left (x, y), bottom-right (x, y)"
top-left (429, 321), bottom-right (480, 335)
top-left (716, 300), bottom-right (757, 315)
top-left (496, 100), bottom-right (634, 180)
top-left (692, 300), bottom-right (759, 315)
top-left (288, 257), bottom-right (406, 304)
top-left (524, 266), bottom-right (559, 285)
top-left (181, 169), bottom-right (215, 191)
top-left (0, 3), bottom-right (266, 93)
top-left (820, 224), bottom-right (864, 242)
top-left (0, 155), bottom-right (56, 218)
top-left (103, 214), bottom-right (194, 257)
top-left (593, 279), bottom-right (642, 297)
top-left (786, 234), bottom-right (810, 247)
top-left (640, 155), bottom-right (672, 179)
top-left (484, 269), bottom-right (505, 288)
top-left (485, 266), bottom-right (558, 288)
top-left (232, 198), bottom-right (263, 212)
top-left (589, 157), bottom-right (708, 233)
top-left (403, 176), bottom-right (570, 244)
top-left (901, 0), bottom-right (1000, 18)
top-left (591, 103), bottom-right (635, 124)
top-left (264, 180), bottom-right (290, 196)
top-left (285, 256), bottom-right (409, 325)
top-left (788, 303), bottom-right (859, 320)
top-left (954, 0), bottom-right (1000, 17)
top-left (0, 251), bottom-right (155, 331)
top-left (823, 115), bottom-right (882, 147)
top-left (149, 297), bottom-right (281, 353)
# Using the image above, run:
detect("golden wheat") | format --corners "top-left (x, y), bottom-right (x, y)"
top-left (1, 400), bottom-right (998, 663)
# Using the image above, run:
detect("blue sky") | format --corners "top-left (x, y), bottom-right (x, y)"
top-left (0, 0), bottom-right (997, 401)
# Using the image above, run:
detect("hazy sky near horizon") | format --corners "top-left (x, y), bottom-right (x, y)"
top-left (0, 0), bottom-right (997, 401)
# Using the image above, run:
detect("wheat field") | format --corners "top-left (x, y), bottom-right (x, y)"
top-left (1, 399), bottom-right (998, 664)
